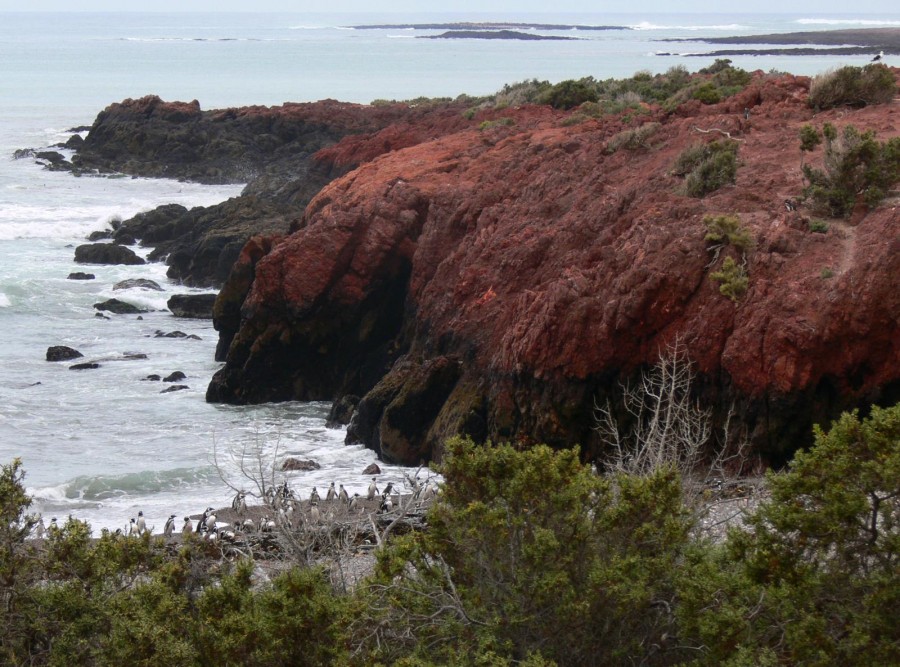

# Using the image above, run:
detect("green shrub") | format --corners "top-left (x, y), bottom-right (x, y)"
top-left (356, 438), bottom-right (695, 665)
top-left (809, 63), bottom-right (897, 109)
top-left (703, 213), bottom-right (754, 251)
top-left (478, 117), bottom-right (514, 131)
top-left (801, 123), bottom-right (900, 217)
top-left (672, 140), bottom-right (739, 198)
top-left (605, 121), bottom-right (661, 153)
top-left (821, 267), bottom-right (835, 279)
top-left (691, 82), bottom-right (721, 104)
top-left (540, 78), bottom-right (599, 110)
top-left (710, 256), bottom-right (749, 301)
top-left (727, 405), bottom-right (900, 664)
top-left (808, 219), bottom-right (829, 233)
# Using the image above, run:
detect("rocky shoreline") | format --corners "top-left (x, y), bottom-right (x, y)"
top-left (21, 65), bottom-right (900, 471)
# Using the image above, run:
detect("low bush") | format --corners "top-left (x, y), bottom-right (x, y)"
top-left (710, 256), bottom-right (749, 302)
top-left (703, 213), bottom-right (754, 251)
top-left (672, 140), bottom-right (739, 198)
top-left (540, 78), bottom-right (599, 110)
top-left (809, 63), bottom-right (897, 109)
top-left (801, 123), bottom-right (900, 217)
top-left (605, 121), bottom-right (661, 153)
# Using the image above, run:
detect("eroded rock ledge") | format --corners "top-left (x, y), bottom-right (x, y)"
top-left (207, 70), bottom-right (900, 466)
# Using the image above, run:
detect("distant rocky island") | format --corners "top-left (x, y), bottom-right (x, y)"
top-left (347, 22), bottom-right (629, 31)
top-left (421, 30), bottom-right (577, 41)
top-left (660, 27), bottom-right (900, 57)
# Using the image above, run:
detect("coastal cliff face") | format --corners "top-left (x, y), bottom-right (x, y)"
top-left (207, 71), bottom-right (900, 466)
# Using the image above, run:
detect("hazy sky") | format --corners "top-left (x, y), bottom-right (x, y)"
top-left (1, 1), bottom-right (897, 13)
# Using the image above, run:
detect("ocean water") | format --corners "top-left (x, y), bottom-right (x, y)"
top-left (1, 11), bottom-right (898, 534)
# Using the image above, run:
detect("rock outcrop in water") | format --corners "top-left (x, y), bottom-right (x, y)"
top-left (206, 70), bottom-right (900, 466)
top-left (67, 96), bottom-right (471, 286)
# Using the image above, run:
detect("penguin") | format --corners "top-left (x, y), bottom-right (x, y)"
top-left (204, 512), bottom-right (217, 534)
top-left (422, 483), bottom-right (437, 502)
top-left (231, 490), bottom-right (247, 513)
top-left (348, 493), bottom-right (360, 512)
top-left (182, 517), bottom-right (193, 536)
top-left (382, 482), bottom-right (394, 499)
top-left (309, 487), bottom-right (320, 504)
top-left (326, 482), bottom-right (336, 501)
top-left (379, 494), bottom-right (393, 514)
top-left (49, 517), bottom-right (58, 532)
top-left (338, 484), bottom-right (349, 502)
top-left (128, 517), bottom-right (137, 536)
top-left (33, 515), bottom-right (46, 539)
top-left (136, 511), bottom-right (147, 536)
top-left (310, 501), bottom-right (320, 524)
top-left (367, 477), bottom-right (379, 500)
top-left (164, 514), bottom-right (177, 538)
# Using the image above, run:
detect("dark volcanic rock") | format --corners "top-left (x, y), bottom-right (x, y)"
top-left (70, 362), bottom-right (100, 370)
top-left (75, 243), bottom-right (145, 266)
top-left (114, 278), bottom-right (163, 291)
top-left (160, 385), bottom-right (189, 393)
top-left (88, 230), bottom-right (113, 241)
top-left (361, 463), bottom-right (381, 475)
top-left (143, 374), bottom-right (161, 381)
top-left (206, 71), bottom-right (900, 466)
top-left (326, 394), bottom-right (359, 428)
top-left (94, 298), bottom-right (148, 315)
top-left (67, 272), bottom-right (95, 280)
top-left (68, 97), bottom-right (471, 287)
top-left (163, 371), bottom-right (186, 382)
top-left (46, 346), bottom-right (83, 362)
top-left (421, 29), bottom-right (576, 41)
top-left (154, 330), bottom-right (201, 340)
top-left (281, 457), bottom-right (321, 471)
top-left (168, 293), bottom-right (217, 318)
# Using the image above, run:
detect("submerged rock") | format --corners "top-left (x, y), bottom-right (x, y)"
top-left (94, 299), bottom-right (148, 315)
top-left (74, 243), bottom-right (145, 266)
top-left (70, 362), bottom-right (100, 371)
top-left (281, 458), bottom-right (321, 472)
top-left (67, 272), bottom-right (95, 280)
top-left (160, 385), bottom-right (189, 393)
top-left (113, 278), bottom-right (163, 291)
top-left (46, 346), bottom-right (83, 362)
top-left (167, 293), bottom-right (217, 318)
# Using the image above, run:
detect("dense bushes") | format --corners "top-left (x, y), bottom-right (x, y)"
top-left (672, 140), bottom-right (739, 197)
top-left (2, 402), bottom-right (898, 665)
top-left (801, 123), bottom-right (900, 217)
top-left (809, 63), bottom-right (897, 110)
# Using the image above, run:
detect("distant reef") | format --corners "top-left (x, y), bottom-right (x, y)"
top-left (662, 27), bottom-right (900, 57)
top-left (346, 22), bottom-right (629, 31)
top-left (420, 30), bottom-right (577, 41)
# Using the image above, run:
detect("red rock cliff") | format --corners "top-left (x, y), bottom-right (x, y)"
top-left (208, 72), bottom-right (900, 466)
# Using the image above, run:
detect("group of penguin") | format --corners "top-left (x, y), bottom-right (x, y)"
top-left (155, 474), bottom-right (438, 541)
top-left (31, 475), bottom-right (439, 542)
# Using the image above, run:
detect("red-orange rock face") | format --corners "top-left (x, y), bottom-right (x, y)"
top-left (209, 71), bottom-right (900, 466)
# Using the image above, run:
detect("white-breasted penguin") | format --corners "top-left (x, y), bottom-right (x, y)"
top-left (136, 511), bottom-right (147, 536)
top-left (182, 517), bottom-right (193, 535)
top-left (338, 484), bottom-right (349, 502)
top-left (309, 486), bottom-right (320, 504)
top-left (310, 501), bottom-right (320, 524)
top-left (326, 482), bottom-right (336, 501)
top-left (367, 477), bottom-right (379, 500)
top-left (348, 493), bottom-right (360, 511)
top-left (164, 514), bottom-right (177, 537)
